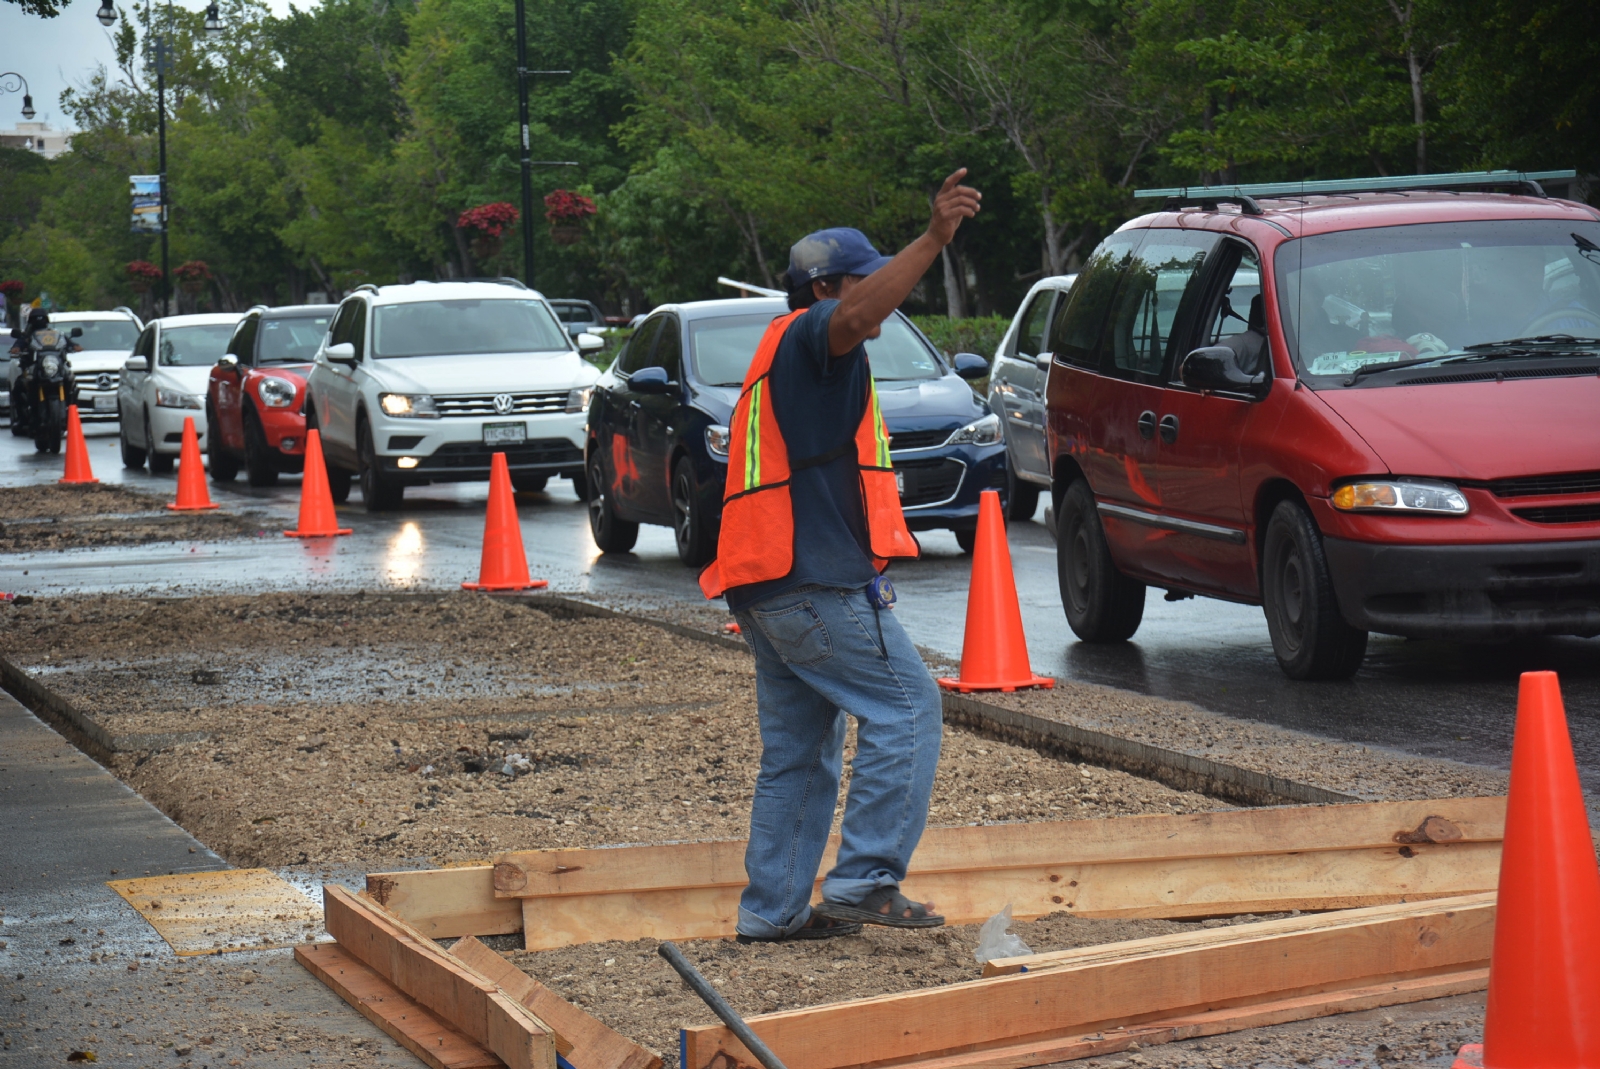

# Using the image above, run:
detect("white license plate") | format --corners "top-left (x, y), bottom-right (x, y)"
top-left (93, 395), bottom-right (116, 412)
top-left (483, 421), bottom-right (526, 446)
top-left (896, 470), bottom-right (905, 497)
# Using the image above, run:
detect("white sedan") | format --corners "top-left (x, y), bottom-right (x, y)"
top-left (118, 312), bottom-right (242, 472)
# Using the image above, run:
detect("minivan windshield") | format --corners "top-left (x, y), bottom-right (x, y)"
top-left (52, 318), bottom-right (139, 353)
top-left (158, 324), bottom-right (237, 366)
top-left (689, 311), bottom-right (943, 386)
top-left (370, 299), bottom-right (570, 358)
top-left (1276, 219), bottom-right (1600, 386)
top-left (258, 315), bottom-right (331, 364)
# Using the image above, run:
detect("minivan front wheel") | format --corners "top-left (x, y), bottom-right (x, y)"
top-left (1057, 478), bottom-right (1145, 642)
top-left (1261, 499), bottom-right (1368, 680)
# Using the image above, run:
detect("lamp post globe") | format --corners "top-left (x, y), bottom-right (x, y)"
top-left (20, 94), bottom-right (33, 121)
top-left (203, 3), bottom-right (223, 37)
top-left (96, 0), bottom-right (116, 26)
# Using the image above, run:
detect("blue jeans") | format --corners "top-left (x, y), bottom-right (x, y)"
top-left (732, 584), bottom-right (943, 939)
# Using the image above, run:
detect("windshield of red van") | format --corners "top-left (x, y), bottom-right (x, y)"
top-left (1275, 219), bottom-right (1600, 386)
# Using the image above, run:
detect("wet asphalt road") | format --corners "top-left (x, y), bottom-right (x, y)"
top-left (4, 424), bottom-right (1598, 786)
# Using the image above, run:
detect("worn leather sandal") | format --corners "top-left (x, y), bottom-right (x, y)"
top-left (735, 913), bottom-right (863, 943)
top-left (815, 887), bottom-right (945, 928)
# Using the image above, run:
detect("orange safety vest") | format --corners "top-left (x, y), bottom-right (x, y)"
top-left (699, 310), bottom-right (920, 599)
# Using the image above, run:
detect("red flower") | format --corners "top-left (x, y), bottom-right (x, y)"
top-left (458, 202), bottom-right (521, 238)
top-left (125, 261), bottom-right (163, 282)
top-left (0, 279), bottom-right (23, 298)
top-left (172, 260), bottom-right (212, 283)
top-left (543, 189), bottom-right (597, 223)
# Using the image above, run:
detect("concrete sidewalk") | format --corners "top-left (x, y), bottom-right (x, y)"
top-left (0, 688), bottom-right (416, 1067)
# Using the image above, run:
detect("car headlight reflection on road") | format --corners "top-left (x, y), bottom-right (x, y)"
top-left (259, 376), bottom-right (298, 408)
top-left (379, 393), bottom-right (439, 418)
top-left (705, 424), bottom-right (731, 458)
top-left (1331, 479), bottom-right (1469, 515)
top-left (155, 387), bottom-right (203, 409)
top-left (944, 413), bottom-right (1002, 447)
top-left (566, 386), bottom-right (594, 413)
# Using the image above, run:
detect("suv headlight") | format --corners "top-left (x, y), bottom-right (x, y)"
top-left (155, 387), bottom-right (202, 409)
top-left (705, 424), bottom-right (731, 458)
top-left (1331, 479), bottom-right (1469, 515)
top-left (379, 393), bottom-right (439, 418)
top-left (944, 413), bottom-right (1002, 447)
top-left (566, 386), bottom-right (594, 413)
top-left (259, 376), bottom-right (297, 408)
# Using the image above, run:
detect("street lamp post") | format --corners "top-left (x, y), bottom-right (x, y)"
top-left (0, 72), bottom-right (35, 121)
top-left (508, 0), bottom-right (570, 290)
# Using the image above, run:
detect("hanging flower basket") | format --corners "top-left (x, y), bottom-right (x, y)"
top-left (125, 261), bottom-right (162, 295)
top-left (173, 260), bottom-right (212, 296)
top-left (471, 234), bottom-right (505, 261)
top-left (459, 202), bottom-right (520, 264)
top-left (549, 225), bottom-right (583, 246)
top-left (544, 190), bottom-right (596, 246)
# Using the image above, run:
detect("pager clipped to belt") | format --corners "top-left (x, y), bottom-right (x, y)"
top-left (867, 575), bottom-right (897, 611)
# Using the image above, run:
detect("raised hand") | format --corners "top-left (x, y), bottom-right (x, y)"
top-left (928, 168), bottom-right (982, 246)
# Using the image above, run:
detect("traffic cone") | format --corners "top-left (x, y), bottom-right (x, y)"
top-left (58, 405), bottom-right (97, 485)
top-left (1451, 671), bottom-right (1600, 1069)
top-left (462, 452), bottom-right (546, 591)
top-left (166, 416), bottom-right (218, 511)
top-left (284, 429), bottom-right (352, 537)
top-left (937, 489), bottom-right (1053, 693)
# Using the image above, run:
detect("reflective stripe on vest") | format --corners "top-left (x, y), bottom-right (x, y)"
top-left (699, 311), bottom-right (919, 599)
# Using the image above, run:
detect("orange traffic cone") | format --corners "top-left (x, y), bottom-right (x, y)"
top-left (166, 416), bottom-right (218, 511)
top-left (1451, 671), bottom-right (1600, 1069)
top-left (58, 405), bottom-right (97, 485)
top-left (937, 489), bottom-right (1052, 693)
top-left (284, 429), bottom-right (352, 537)
top-left (462, 452), bottom-right (546, 591)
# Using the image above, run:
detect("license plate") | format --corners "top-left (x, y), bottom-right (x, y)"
top-left (93, 395), bottom-right (116, 412)
top-left (896, 470), bottom-right (905, 497)
top-left (483, 421), bottom-right (526, 446)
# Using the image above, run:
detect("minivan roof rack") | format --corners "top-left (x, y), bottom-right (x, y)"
top-left (1136, 169), bottom-right (1579, 206)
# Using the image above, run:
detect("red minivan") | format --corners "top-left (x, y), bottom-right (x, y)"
top-left (1044, 171), bottom-right (1600, 679)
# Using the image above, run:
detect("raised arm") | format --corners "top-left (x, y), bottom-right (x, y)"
top-left (827, 169), bottom-right (981, 357)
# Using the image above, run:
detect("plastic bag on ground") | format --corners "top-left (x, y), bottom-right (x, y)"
top-left (973, 903), bottom-right (1032, 964)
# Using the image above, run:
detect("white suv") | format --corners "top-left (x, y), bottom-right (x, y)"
top-left (304, 280), bottom-right (603, 510)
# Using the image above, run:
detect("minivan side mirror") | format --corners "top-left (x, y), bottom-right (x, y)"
top-left (125, 355), bottom-right (148, 372)
top-left (325, 342), bottom-right (357, 366)
top-left (952, 352), bottom-right (989, 380)
top-left (1180, 346), bottom-right (1267, 396)
top-left (69, 327), bottom-right (83, 338)
top-left (576, 332), bottom-right (605, 353)
top-left (629, 366), bottom-right (673, 394)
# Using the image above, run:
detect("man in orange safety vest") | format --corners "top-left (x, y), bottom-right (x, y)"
top-left (706, 170), bottom-right (982, 942)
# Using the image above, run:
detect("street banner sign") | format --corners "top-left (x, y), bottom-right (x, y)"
top-left (130, 174), bottom-right (163, 233)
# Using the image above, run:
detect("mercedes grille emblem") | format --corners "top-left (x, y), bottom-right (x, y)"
top-left (97, 374), bottom-right (113, 392)
top-left (493, 394), bottom-right (515, 415)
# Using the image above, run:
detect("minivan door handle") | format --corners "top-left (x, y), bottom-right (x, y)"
top-left (1137, 410), bottom-right (1156, 440)
top-left (1158, 413), bottom-right (1180, 444)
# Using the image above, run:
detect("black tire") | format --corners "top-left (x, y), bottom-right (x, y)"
top-left (306, 406), bottom-right (352, 502)
top-left (587, 450), bottom-right (638, 553)
top-left (671, 456), bottom-right (714, 566)
top-left (206, 403), bottom-right (240, 483)
top-left (357, 415), bottom-right (403, 511)
top-left (511, 472), bottom-right (549, 493)
top-left (1260, 499), bottom-right (1368, 680)
top-left (242, 406), bottom-right (278, 487)
top-left (567, 468), bottom-right (589, 502)
top-left (37, 398), bottom-right (63, 454)
top-left (1005, 468), bottom-right (1042, 522)
top-left (146, 409), bottom-right (174, 474)
top-left (1057, 478), bottom-right (1146, 642)
top-left (118, 406), bottom-right (146, 469)
top-left (954, 527), bottom-right (977, 554)
top-left (9, 391), bottom-right (26, 437)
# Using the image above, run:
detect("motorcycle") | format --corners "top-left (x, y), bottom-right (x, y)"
top-left (8, 326), bottom-right (80, 454)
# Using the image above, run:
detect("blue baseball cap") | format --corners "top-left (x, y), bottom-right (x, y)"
top-left (785, 228), bottom-right (893, 289)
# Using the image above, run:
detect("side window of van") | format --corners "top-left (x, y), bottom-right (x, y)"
top-left (1104, 230), bottom-right (1219, 381)
top-left (1049, 232), bottom-right (1143, 369)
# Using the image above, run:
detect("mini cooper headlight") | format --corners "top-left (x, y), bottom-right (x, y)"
top-left (259, 376), bottom-right (298, 408)
top-left (1331, 479), bottom-right (1468, 515)
top-left (944, 413), bottom-right (1002, 447)
top-left (379, 393), bottom-right (439, 418)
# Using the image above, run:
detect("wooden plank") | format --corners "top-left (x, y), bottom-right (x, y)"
top-left (493, 799), bottom-right (1504, 900)
top-left (323, 884), bottom-right (560, 1069)
top-left (295, 941), bottom-right (504, 1069)
top-left (367, 865), bottom-right (522, 939)
top-left (679, 893), bottom-right (1495, 1069)
top-left (453, 937), bottom-right (662, 1069)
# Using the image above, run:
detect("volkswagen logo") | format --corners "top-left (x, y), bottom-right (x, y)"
top-left (492, 394), bottom-right (515, 415)
top-left (97, 374), bottom-right (113, 392)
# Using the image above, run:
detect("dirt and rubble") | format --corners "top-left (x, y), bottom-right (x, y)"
top-left (0, 483), bottom-right (268, 551)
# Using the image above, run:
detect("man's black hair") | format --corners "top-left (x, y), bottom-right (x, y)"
top-left (786, 274), bottom-right (848, 312)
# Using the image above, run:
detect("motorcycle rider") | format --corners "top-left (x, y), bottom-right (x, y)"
top-left (9, 307), bottom-right (79, 438)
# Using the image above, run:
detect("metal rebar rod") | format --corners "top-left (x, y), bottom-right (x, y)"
top-left (657, 942), bottom-right (788, 1069)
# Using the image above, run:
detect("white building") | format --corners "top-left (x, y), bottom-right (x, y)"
top-left (0, 121), bottom-right (72, 159)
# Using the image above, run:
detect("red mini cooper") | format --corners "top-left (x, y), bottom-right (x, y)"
top-left (208, 304), bottom-right (335, 486)
top-left (1044, 170), bottom-right (1600, 679)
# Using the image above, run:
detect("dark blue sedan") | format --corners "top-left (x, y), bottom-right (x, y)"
top-left (584, 297), bottom-right (1007, 565)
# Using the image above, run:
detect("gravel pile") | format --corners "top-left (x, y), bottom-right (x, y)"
top-left (0, 483), bottom-right (266, 550)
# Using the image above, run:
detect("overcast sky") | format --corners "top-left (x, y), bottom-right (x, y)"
top-left (1, 0), bottom-right (296, 132)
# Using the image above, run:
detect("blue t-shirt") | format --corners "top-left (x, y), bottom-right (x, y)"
top-left (724, 300), bottom-right (880, 611)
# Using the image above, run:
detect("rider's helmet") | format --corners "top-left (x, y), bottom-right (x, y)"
top-left (25, 308), bottom-right (48, 332)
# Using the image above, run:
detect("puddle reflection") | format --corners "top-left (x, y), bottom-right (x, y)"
top-left (385, 521), bottom-right (425, 584)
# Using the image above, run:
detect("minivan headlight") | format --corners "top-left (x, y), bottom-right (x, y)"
top-left (705, 424), bottom-right (731, 458)
top-left (155, 387), bottom-right (202, 409)
top-left (566, 386), bottom-right (594, 414)
top-left (945, 413), bottom-right (1002, 447)
top-left (259, 376), bottom-right (297, 408)
top-left (379, 393), bottom-right (439, 418)
top-left (1331, 479), bottom-right (1468, 515)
